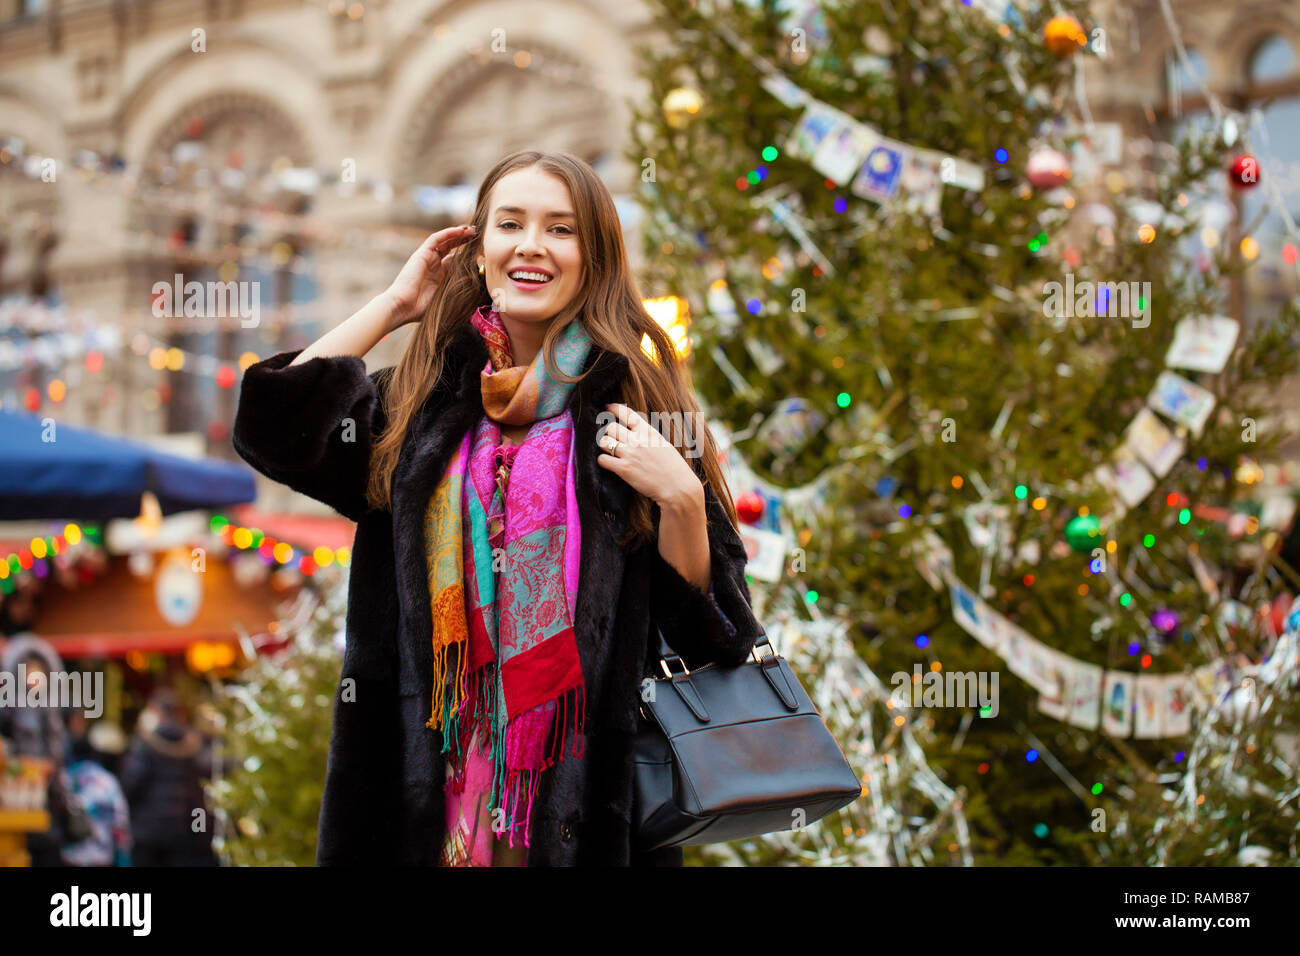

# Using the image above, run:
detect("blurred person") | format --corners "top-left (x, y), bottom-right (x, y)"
top-left (61, 712), bottom-right (132, 867)
top-left (0, 637), bottom-right (90, 866)
top-left (119, 687), bottom-right (219, 867)
top-left (233, 150), bottom-right (762, 866)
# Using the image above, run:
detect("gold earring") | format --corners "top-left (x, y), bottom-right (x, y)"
top-left (478, 263), bottom-right (485, 275)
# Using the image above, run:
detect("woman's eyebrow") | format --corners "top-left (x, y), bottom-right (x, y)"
top-left (492, 205), bottom-right (576, 218)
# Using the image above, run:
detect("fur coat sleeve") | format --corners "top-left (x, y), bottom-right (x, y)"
top-left (231, 350), bottom-right (390, 523)
top-left (646, 477), bottom-right (764, 671)
top-left (232, 350), bottom-right (402, 864)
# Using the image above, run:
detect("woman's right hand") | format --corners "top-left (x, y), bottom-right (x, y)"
top-left (385, 224), bottom-right (478, 330)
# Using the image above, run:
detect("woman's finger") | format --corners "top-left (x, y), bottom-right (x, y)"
top-left (606, 402), bottom-right (639, 428)
top-left (419, 230), bottom-right (448, 256)
top-left (600, 421), bottom-right (633, 448)
top-left (621, 406), bottom-right (646, 429)
top-left (595, 448), bottom-right (625, 472)
top-left (422, 224), bottom-right (475, 260)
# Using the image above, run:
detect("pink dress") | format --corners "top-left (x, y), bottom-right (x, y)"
top-left (441, 724), bottom-right (530, 866)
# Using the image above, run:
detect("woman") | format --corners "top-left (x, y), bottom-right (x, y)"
top-left (233, 150), bottom-right (763, 866)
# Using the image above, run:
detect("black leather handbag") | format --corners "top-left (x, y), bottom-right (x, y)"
top-left (631, 623), bottom-right (862, 851)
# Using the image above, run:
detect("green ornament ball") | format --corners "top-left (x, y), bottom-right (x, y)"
top-left (1065, 514), bottom-right (1102, 553)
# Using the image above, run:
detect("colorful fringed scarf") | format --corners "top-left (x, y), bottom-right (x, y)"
top-left (425, 303), bottom-right (593, 850)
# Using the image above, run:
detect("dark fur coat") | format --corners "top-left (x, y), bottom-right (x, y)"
top-left (231, 319), bottom-right (764, 866)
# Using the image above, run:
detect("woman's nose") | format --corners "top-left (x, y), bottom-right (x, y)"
top-left (516, 227), bottom-right (544, 255)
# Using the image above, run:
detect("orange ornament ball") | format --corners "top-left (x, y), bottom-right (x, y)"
top-left (1044, 15), bottom-right (1087, 57)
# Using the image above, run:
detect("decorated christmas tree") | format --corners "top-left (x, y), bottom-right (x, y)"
top-left (207, 573), bottom-right (347, 866)
top-left (631, 0), bottom-right (1300, 864)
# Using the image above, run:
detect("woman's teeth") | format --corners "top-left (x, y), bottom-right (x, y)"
top-left (509, 271), bottom-right (552, 283)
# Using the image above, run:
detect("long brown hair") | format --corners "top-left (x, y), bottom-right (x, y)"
top-left (366, 150), bottom-right (738, 550)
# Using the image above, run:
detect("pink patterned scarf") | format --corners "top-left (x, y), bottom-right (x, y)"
top-left (424, 304), bottom-right (593, 850)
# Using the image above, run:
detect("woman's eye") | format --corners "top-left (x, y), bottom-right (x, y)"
top-left (497, 221), bottom-right (573, 234)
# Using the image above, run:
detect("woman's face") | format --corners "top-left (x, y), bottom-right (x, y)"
top-left (477, 167), bottom-right (584, 325)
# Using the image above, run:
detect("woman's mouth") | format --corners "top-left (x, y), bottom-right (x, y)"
top-left (508, 269), bottom-right (553, 290)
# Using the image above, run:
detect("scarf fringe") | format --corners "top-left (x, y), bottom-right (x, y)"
top-left (443, 680), bottom-right (586, 848)
top-left (425, 581), bottom-right (469, 733)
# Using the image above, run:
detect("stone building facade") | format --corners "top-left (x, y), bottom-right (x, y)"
top-left (0, 0), bottom-right (656, 469)
top-left (2, 0), bottom-right (1298, 494)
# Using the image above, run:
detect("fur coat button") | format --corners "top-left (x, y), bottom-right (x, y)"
top-left (559, 822), bottom-right (573, 840)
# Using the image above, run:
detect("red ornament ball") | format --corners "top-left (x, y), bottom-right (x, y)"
top-left (1026, 147), bottom-right (1072, 189)
top-left (736, 490), bottom-right (765, 525)
top-left (1228, 154), bottom-right (1260, 189)
top-left (207, 420), bottom-right (229, 442)
top-left (215, 365), bottom-right (236, 389)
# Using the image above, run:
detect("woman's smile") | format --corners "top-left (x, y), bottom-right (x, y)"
top-left (507, 267), bottom-right (554, 290)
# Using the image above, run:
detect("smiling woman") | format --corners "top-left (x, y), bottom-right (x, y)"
top-left (232, 149), bottom-right (764, 867)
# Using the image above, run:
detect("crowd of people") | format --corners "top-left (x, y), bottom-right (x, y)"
top-left (0, 637), bottom-right (229, 867)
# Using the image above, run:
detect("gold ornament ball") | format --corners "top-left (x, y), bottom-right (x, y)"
top-left (1044, 15), bottom-right (1087, 57)
top-left (663, 87), bottom-right (704, 129)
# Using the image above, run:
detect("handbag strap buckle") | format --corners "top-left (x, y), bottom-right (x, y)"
top-left (751, 634), bottom-right (777, 664)
top-left (659, 654), bottom-right (690, 679)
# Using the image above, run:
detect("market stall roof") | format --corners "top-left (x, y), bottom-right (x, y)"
top-left (229, 505), bottom-right (355, 553)
top-left (0, 411), bottom-right (256, 520)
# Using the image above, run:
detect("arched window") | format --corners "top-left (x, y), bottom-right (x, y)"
top-left (137, 96), bottom-right (315, 450)
top-left (1250, 34), bottom-right (1296, 83)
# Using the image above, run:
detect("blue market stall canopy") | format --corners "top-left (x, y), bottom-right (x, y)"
top-left (0, 411), bottom-right (257, 520)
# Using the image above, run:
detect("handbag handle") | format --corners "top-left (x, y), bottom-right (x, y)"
top-left (653, 621), bottom-right (773, 676)
top-left (650, 621), bottom-right (799, 713)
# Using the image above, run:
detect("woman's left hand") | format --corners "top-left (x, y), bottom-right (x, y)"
top-left (596, 402), bottom-right (703, 508)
